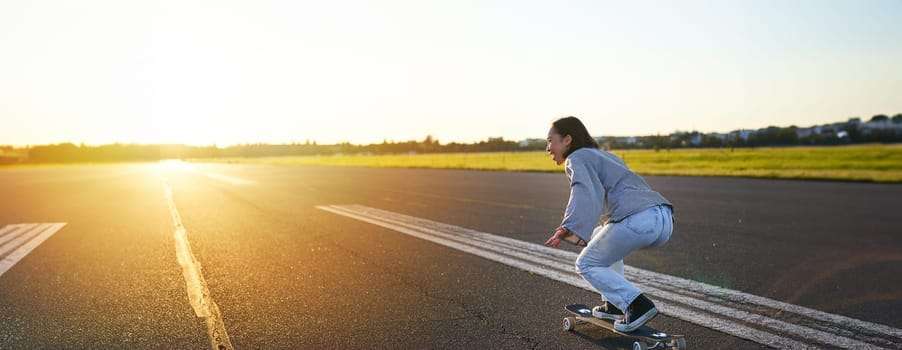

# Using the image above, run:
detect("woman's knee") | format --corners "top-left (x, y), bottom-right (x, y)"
top-left (575, 253), bottom-right (606, 275)
top-left (575, 254), bottom-right (588, 275)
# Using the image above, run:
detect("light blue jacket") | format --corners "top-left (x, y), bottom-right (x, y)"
top-left (560, 148), bottom-right (672, 243)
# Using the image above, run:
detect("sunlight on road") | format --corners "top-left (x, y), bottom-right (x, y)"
top-left (157, 160), bottom-right (255, 186)
top-left (158, 159), bottom-right (196, 172)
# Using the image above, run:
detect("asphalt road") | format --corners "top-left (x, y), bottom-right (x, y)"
top-left (1, 162), bottom-right (900, 349)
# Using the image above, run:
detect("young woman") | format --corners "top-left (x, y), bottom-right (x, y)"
top-left (544, 116), bottom-right (674, 332)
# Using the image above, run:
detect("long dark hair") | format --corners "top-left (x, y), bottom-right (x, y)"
top-left (551, 116), bottom-right (599, 158)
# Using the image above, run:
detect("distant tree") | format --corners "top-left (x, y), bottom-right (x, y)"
top-left (840, 124), bottom-right (859, 142)
top-left (751, 126), bottom-right (779, 146)
top-left (777, 126), bottom-right (799, 145)
top-left (893, 114), bottom-right (902, 123)
top-left (648, 133), bottom-right (668, 151)
top-left (870, 114), bottom-right (889, 122)
top-left (699, 135), bottom-right (723, 148)
top-left (419, 135), bottom-right (439, 153)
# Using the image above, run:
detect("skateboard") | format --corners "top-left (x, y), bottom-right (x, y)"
top-left (563, 304), bottom-right (686, 350)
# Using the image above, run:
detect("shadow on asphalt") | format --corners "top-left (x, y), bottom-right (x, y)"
top-left (564, 326), bottom-right (640, 349)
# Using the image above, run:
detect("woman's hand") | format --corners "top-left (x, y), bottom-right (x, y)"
top-left (544, 227), bottom-right (571, 248)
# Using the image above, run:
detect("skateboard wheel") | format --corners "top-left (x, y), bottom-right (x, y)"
top-left (674, 337), bottom-right (686, 350)
top-left (562, 317), bottom-right (576, 331)
top-left (632, 341), bottom-right (647, 350)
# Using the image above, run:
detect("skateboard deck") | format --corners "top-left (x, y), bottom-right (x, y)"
top-left (563, 304), bottom-right (686, 350)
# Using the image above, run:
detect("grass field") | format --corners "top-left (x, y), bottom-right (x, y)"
top-left (199, 144), bottom-right (902, 183)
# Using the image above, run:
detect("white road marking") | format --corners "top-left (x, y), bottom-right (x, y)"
top-left (315, 205), bottom-right (814, 349)
top-left (0, 224), bottom-right (22, 236)
top-left (0, 224), bottom-right (35, 247)
top-left (317, 204), bottom-right (902, 350)
top-left (0, 223), bottom-right (66, 278)
top-left (162, 181), bottom-right (234, 350)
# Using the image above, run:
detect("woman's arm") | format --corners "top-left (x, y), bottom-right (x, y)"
top-left (559, 154), bottom-right (604, 243)
top-left (544, 227), bottom-right (587, 248)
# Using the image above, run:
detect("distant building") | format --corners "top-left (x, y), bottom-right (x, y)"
top-left (690, 133), bottom-right (702, 146)
top-left (519, 138), bottom-right (544, 148)
top-left (861, 118), bottom-right (897, 131)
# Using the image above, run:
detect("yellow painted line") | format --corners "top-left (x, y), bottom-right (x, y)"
top-left (162, 180), bottom-right (234, 350)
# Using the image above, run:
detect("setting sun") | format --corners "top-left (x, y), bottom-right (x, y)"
top-left (2, 0), bottom-right (901, 147)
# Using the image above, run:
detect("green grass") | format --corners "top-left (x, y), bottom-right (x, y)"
top-left (196, 144), bottom-right (902, 183)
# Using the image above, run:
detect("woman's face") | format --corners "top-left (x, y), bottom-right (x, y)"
top-left (546, 128), bottom-right (571, 166)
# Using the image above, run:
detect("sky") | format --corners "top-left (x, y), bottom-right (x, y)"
top-left (1, 0), bottom-right (901, 147)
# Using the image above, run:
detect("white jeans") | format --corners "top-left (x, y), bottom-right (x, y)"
top-left (575, 205), bottom-right (673, 311)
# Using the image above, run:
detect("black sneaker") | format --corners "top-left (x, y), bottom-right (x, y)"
top-left (592, 301), bottom-right (624, 321)
top-left (614, 294), bottom-right (658, 332)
